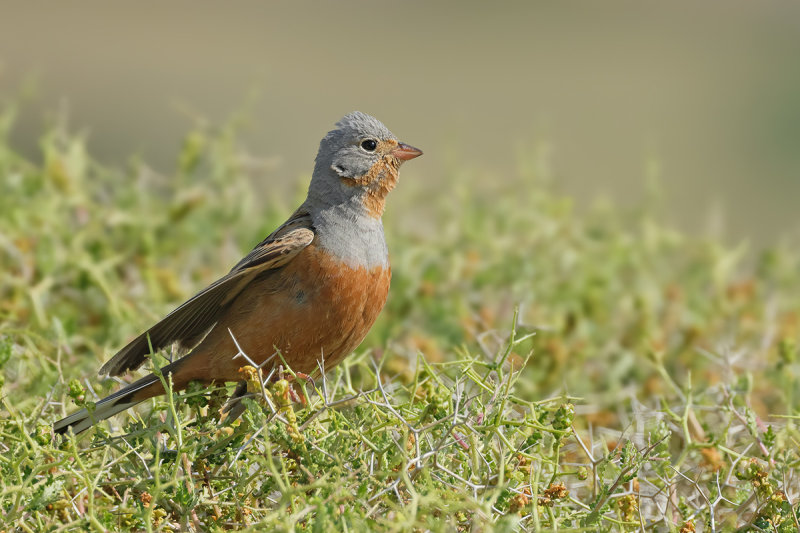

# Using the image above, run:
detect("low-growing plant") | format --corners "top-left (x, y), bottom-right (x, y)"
top-left (1, 104), bottom-right (799, 531)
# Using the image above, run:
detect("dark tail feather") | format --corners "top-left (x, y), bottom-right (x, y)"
top-left (53, 373), bottom-right (164, 435)
top-left (220, 380), bottom-right (249, 423)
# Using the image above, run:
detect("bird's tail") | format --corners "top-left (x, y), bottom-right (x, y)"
top-left (53, 370), bottom-right (171, 436)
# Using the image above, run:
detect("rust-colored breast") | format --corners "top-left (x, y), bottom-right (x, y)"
top-left (187, 241), bottom-right (391, 381)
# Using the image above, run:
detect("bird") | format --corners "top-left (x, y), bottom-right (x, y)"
top-left (54, 111), bottom-right (422, 435)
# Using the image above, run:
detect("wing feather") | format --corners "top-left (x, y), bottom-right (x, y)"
top-left (98, 210), bottom-right (314, 376)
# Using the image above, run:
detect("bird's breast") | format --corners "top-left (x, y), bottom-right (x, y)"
top-left (207, 239), bottom-right (391, 377)
top-left (282, 240), bottom-right (392, 322)
top-left (309, 203), bottom-right (390, 270)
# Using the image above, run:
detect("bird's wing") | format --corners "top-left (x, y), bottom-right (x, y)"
top-left (98, 209), bottom-right (315, 377)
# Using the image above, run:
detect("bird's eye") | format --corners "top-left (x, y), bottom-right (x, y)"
top-left (360, 139), bottom-right (378, 152)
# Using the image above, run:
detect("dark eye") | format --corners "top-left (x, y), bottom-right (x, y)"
top-left (360, 139), bottom-right (378, 152)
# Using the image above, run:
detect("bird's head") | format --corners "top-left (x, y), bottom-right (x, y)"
top-left (309, 111), bottom-right (422, 217)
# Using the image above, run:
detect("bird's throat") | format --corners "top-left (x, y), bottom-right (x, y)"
top-left (343, 158), bottom-right (399, 218)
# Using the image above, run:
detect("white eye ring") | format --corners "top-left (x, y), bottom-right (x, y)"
top-left (360, 139), bottom-right (378, 152)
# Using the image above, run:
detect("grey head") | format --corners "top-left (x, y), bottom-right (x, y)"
top-left (317, 111), bottom-right (394, 179)
top-left (306, 111), bottom-right (422, 214)
top-left (303, 111), bottom-right (422, 268)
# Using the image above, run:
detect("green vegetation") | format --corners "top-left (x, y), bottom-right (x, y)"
top-left (1, 106), bottom-right (799, 531)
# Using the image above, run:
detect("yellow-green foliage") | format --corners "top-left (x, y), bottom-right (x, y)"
top-left (1, 107), bottom-right (799, 531)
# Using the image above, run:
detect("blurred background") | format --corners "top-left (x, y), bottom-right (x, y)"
top-left (1, 1), bottom-right (799, 246)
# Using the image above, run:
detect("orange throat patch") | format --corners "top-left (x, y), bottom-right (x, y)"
top-left (343, 142), bottom-right (401, 218)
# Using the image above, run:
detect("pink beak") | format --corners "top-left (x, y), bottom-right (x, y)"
top-left (392, 142), bottom-right (423, 161)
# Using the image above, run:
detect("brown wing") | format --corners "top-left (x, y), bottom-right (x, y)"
top-left (98, 209), bottom-right (315, 377)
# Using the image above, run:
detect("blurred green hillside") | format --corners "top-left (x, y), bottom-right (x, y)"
top-left (1, 110), bottom-right (800, 531)
top-left (3, 2), bottom-right (800, 244)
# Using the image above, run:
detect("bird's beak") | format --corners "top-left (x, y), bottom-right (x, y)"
top-left (391, 143), bottom-right (423, 161)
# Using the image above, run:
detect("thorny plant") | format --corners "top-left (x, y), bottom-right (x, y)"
top-left (1, 106), bottom-right (800, 531)
top-left (5, 315), bottom-right (797, 532)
